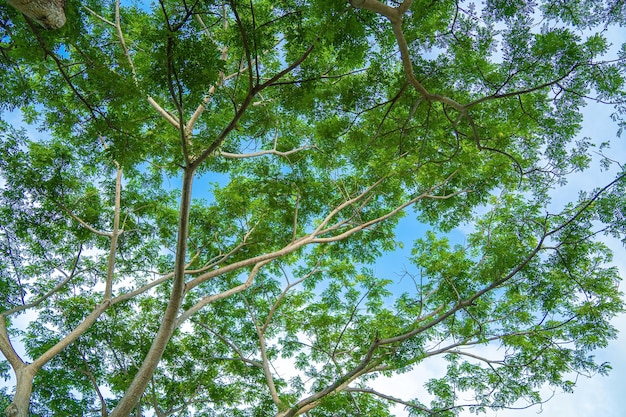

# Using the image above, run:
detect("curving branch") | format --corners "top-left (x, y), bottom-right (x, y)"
top-left (52, 199), bottom-right (112, 237)
top-left (147, 96), bottom-right (181, 130)
top-left (104, 166), bottom-right (123, 300)
top-left (277, 336), bottom-right (382, 417)
top-left (176, 260), bottom-right (271, 325)
top-left (344, 387), bottom-right (433, 414)
top-left (348, 0), bottom-right (401, 22)
top-left (0, 319), bottom-right (25, 371)
top-left (219, 145), bottom-right (314, 159)
top-left (114, 0), bottom-right (139, 87)
top-left (184, 173), bottom-right (462, 294)
top-left (466, 64), bottom-right (581, 109)
top-left (242, 294), bottom-right (283, 408)
top-left (0, 246), bottom-right (82, 318)
top-left (348, 0), bottom-right (466, 113)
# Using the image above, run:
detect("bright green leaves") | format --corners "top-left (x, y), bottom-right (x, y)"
top-left (540, 0), bottom-right (626, 27)
top-left (596, 172), bottom-right (626, 244)
top-left (142, 9), bottom-right (224, 99)
top-left (484, 0), bottom-right (535, 21)
top-left (1, 126), bottom-right (99, 247)
top-left (486, 0), bottom-right (626, 28)
top-left (532, 28), bottom-right (587, 76)
top-left (392, 186), bottom-right (624, 414)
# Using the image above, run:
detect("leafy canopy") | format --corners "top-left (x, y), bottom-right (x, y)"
top-left (0, 0), bottom-right (625, 416)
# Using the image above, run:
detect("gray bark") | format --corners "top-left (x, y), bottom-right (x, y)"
top-left (5, 0), bottom-right (66, 29)
top-left (4, 366), bottom-right (35, 417)
top-left (109, 169), bottom-right (195, 417)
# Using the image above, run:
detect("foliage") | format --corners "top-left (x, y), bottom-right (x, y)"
top-left (0, 0), bottom-right (625, 416)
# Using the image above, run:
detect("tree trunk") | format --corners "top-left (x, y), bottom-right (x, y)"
top-left (109, 169), bottom-right (195, 416)
top-left (4, 366), bottom-right (35, 417)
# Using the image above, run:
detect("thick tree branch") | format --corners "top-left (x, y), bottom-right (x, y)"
top-left (110, 168), bottom-right (195, 416)
top-left (105, 166), bottom-right (123, 300)
top-left (219, 145), bottom-right (313, 159)
top-left (0, 319), bottom-right (24, 371)
top-left (115, 0), bottom-right (138, 87)
top-left (176, 260), bottom-right (270, 325)
top-left (147, 96), bottom-right (181, 130)
top-left (31, 300), bottom-right (111, 371)
top-left (242, 295), bottom-right (283, 408)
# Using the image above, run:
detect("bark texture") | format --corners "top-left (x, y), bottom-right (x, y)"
top-left (4, 367), bottom-right (35, 417)
top-left (5, 0), bottom-right (66, 29)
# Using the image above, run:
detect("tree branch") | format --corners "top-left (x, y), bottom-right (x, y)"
top-left (115, 0), bottom-right (139, 87)
top-left (242, 294), bottom-right (283, 408)
top-left (77, 346), bottom-right (108, 417)
top-left (176, 260), bottom-right (271, 325)
top-left (344, 387), bottom-right (433, 414)
top-left (278, 337), bottom-right (382, 417)
top-left (109, 167), bottom-right (195, 416)
top-left (104, 166), bottom-right (123, 300)
top-left (53, 200), bottom-right (112, 237)
top-left (219, 145), bottom-right (314, 159)
top-left (0, 246), bottom-right (82, 318)
top-left (184, 173), bottom-right (461, 293)
top-left (147, 96), bottom-right (181, 130)
top-left (192, 320), bottom-right (263, 368)
top-left (31, 300), bottom-right (111, 371)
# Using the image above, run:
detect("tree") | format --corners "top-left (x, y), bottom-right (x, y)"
top-left (0, 0), bottom-right (625, 415)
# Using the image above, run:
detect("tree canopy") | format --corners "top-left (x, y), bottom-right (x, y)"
top-left (0, 0), bottom-right (625, 416)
